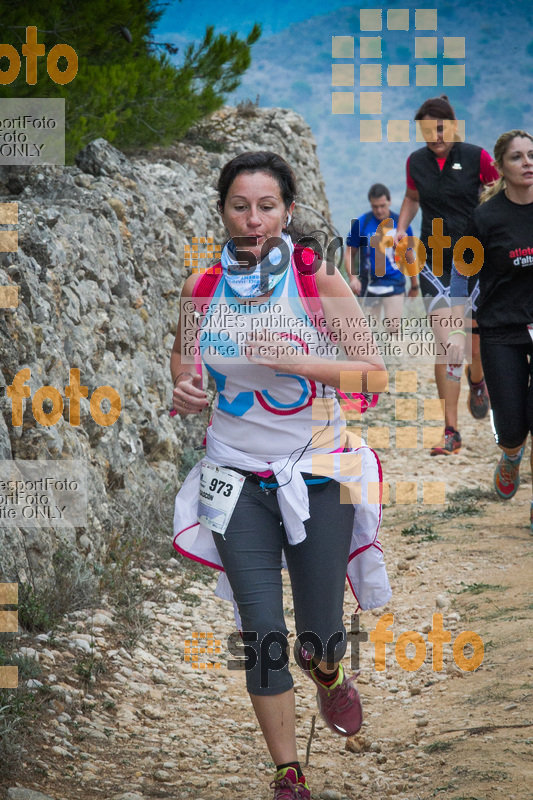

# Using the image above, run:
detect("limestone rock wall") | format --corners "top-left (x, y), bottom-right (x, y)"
top-left (0, 105), bottom-right (332, 588)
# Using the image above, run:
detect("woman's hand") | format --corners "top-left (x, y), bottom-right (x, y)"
top-left (172, 373), bottom-right (209, 415)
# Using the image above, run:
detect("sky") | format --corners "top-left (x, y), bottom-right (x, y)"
top-left (156, 0), bottom-right (352, 40)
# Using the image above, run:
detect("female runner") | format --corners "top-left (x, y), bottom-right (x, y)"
top-left (170, 151), bottom-right (391, 798)
top-left (449, 130), bottom-right (533, 530)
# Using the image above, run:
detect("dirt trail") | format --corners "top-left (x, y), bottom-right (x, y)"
top-left (2, 366), bottom-right (533, 800)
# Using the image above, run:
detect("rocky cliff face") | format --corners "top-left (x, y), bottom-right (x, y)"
top-left (0, 106), bottom-right (332, 588)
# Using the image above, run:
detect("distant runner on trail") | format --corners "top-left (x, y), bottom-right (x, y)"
top-left (170, 151), bottom-right (391, 799)
top-left (394, 94), bottom-right (499, 455)
top-left (449, 130), bottom-right (533, 531)
top-left (345, 182), bottom-right (417, 333)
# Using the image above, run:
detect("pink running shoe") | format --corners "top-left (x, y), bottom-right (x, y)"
top-left (297, 648), bottom-right (363, 737)
top-left (270, 767), bottom-right (311, 799)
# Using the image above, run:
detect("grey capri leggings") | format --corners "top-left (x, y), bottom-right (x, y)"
top-left (212, 476), bottom-right (355, 696)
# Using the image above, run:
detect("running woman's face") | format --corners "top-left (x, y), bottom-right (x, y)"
top-left (221, 171), bottom-right (294, 261)
top-left (500, 136), bottom-right (533, 191)
top-left (420, 115), bottom-right (457, 159)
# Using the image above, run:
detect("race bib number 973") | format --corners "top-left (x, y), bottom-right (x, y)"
top-left (197, 462), bottom-right (245, 535)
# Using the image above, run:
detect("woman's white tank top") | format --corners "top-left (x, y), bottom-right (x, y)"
top-left (199, 264), bottom-right (345, 460)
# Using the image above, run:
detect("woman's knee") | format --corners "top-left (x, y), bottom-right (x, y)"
top-left (235, 628), bottom-right (294, 695)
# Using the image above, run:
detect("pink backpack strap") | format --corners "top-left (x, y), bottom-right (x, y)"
top-left (189, 265), bottom-right (224, 441)
top-left (191, 263), bottom-right (223, 304)
top-left (190, 263), bottom-right (223, 378)
top-left (292, 244), bottom-right (328, 334)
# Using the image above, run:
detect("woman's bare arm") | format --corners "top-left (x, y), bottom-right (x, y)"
top-left (170, 274), bottom-right (209, 415)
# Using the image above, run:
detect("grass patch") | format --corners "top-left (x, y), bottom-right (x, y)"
top-left (424, 740), bottom-right (453, 753)
top-left (0, 642), bottom-right (43, 683)
top-left (402, 523), bottom-right (434, 536)
top-left (17, 546), bottom-right (98, 634)
top-left (439, 486), bottom-right (494, 519)
top-left (17, 583), bottom-right (61, 634)
top-left (0, 546), bottom-right (101, 778)
top-left (181, 592), bottom-right (201, 607)
top-left (439, 503), bottom-right (481, 519)
top-left (459, 582), bottom-right (507, 595)
top-left (466, 683), bottom-right (515, 706)
top-left (106, 484), bottom-right (179, 569)
top-left (0, 637), bottom-right (48, 778)
top-left (73, 655), bottom-right (107, 690)
top-left (184, 132), bottom-right (226, 153)
top-left (99, 556), bottom-right (164, 651)
top-left (480, 606), bottom-right (522, 622)
top-left (449, 796), bottom-right (487, 800)
top-left (236, 97), bottom-right (260, 117)
top-left (2, 566), bottom-right (102, 776)
top-left (401, 523), bottom-right (441, 541)
top-left (454, 767), bottom-right (508, 782)
top-left (102, 486), bottom-right (214, 643)
top-left (448, 487), bottom-right (494, 503)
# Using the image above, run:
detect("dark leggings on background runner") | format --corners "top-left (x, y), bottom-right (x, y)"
top-left (480, 338), bottom-right (533, 449)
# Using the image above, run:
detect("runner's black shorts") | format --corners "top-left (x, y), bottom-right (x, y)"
top-left (420, 262), bottom-right (479, 326)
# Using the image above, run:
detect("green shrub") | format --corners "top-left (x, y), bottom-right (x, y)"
top-left (0, 639), bottom-right (44, 777)
top-left (17, 546), bottom-right (98, 634)
top-left (0, 2), bottom-right (261, 161)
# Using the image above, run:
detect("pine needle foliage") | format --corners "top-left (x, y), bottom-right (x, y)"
top-left (0, 1), bottom-right (261, 161)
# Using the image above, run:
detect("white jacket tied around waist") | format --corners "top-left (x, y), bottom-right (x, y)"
top-left (173, 427), bottom-right (392, 618)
